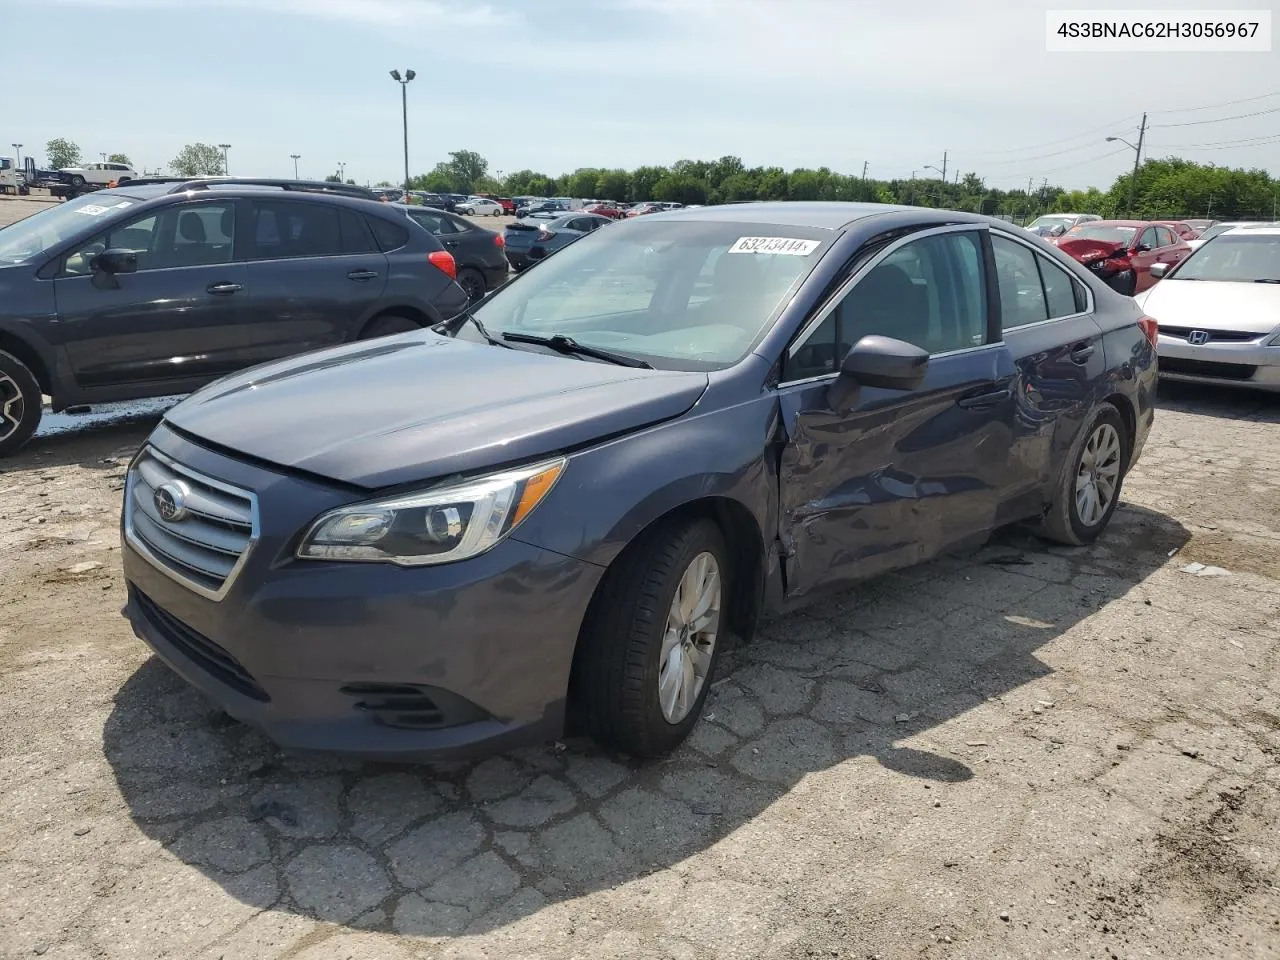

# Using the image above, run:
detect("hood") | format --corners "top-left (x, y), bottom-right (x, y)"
top-left (162, 332), bottom-right (709, 489)
top-left (1135, 280), bottom-right (1280, 335)
top-left (1056, 238), bottom-right (1126, 262)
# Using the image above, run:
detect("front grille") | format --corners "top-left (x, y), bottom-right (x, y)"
top-left (1160, 357), bottom-right (1258, 381)
top-left (134, 589), bottom-right (269, 701)
top-left (124, 447), bottom-right (257, 600)
top-left (1159, 326), bottom-right (1261, 344)
top-left (339, 682), bottom-right (490, 730)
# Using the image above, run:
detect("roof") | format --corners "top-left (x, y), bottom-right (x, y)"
top-left (1223, 224), bottom-right (1280, 236)
top-left (655, 201), bottom-right (951, 230)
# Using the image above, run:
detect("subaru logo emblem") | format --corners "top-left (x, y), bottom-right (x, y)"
top-left (1187, 330), bottom-right (1211, 345)
top-left (153, 481), bottom-right (190, 523)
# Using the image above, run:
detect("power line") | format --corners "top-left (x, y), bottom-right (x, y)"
top-left (1155, 134), bottom-right (1280, 151)
top-left (972, 137), bottom-right (1137, 167)
top-left (1148, 90), bottom-right (1280, 115)
top-left (1151, 105), bottom-right (1280, 128)
top-left (961, 115), bottom-right (1140, 159)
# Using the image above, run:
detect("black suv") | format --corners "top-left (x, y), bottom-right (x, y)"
top-left (397, 204), bottom-right (509, 301)
top-left (0, 178), bottom-right (468, 456)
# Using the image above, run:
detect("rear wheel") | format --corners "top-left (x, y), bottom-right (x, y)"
top-left (358, 314), bottom-right (421, 339)
top-left (0, 351), bottom-right (43, 457)
top-left (1036, 402), bottom-right (1128, 545)
top-left (456, 268), bottom-right (485, 304)
top-left (572, 518), bottom-right (728, 757)
top-left (69, 175), bottom-right (85, 187)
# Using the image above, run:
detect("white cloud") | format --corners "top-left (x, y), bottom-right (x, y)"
top-left (43, 0), bottom-right (516, 29)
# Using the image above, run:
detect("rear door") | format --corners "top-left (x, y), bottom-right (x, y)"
top-left (990, 232), bottom-right (1105, 521)
top-left (241, 198), bottom-right (389, 356)
top-left (777, 226), bottom-right (1018, 599)
top-left (1131, 226), bottom-right (1161, 291)
top-left (54, 198), bottom-right (252, 386)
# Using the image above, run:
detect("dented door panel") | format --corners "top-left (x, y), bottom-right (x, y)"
top-left (776, 345), bottom-right (1015, 600)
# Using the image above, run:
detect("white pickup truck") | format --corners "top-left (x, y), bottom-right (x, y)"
top-left (57, 161), bottom-right (138, 187)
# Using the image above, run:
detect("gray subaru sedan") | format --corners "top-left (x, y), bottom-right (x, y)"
top-left (121, 202), bottom-right (1157, 760)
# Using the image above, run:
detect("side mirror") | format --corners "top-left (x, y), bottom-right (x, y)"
top-left (827, 335), bottom-right (930, 410)
top-left (91, 248), bottom-right (138, 274)
top-left (1136, 243), bottom-right (1152, 253)
top-left (1149, 262), bottom-right (1168, 279)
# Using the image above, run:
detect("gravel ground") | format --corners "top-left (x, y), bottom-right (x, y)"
top-left (2, 193), bottom-right (1279, 959)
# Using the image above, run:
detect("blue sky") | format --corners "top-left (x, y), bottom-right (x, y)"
top-left (5, 0), bottom-right (1278, 191)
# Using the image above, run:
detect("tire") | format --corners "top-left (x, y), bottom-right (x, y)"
top-left (572, 517), bottom-right (729, 757)
top-left (358, 314), bottom-right (421, 339)
top-left (69, 175), bottom-right (85, 187)
top-left (456, 268), bottom-right (485, 304)
top-left (0, 350), bottom-right (44, 457)
top-left (1108, 270), bottom-right (1137, 296)
top-left (1035, 402), bottom-right (1128, 546)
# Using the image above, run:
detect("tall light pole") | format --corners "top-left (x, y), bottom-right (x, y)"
top-left (389, 68), bottom-right (416, 195)
top-left (338, 161), bottom-right (346, 181)
top-left (290, 154), bottom-right (301, 179)
top-left (11, 144), bottom-right (21, 169)
top-left (99, 152), bottom-right (107, 163)
top-left (219, 143), bottom-right (231, 175)
top-left (1106, 112), bottom-right (1147, 217)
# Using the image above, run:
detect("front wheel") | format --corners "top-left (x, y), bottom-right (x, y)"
top-left (358, 314), bottom-right (420, 339)
top-left (69, 175), bottom-right (85, 187)
top-left (571, 518), bottom-right (729, 757)
top-left (456, 268), bottom-right (485, 303)
top-left (1036, 403), bottom-right (1128, 545)
top-left (1107, 270), bottom-right (1137, 296)
top-left (0, 350), bottom-right (44, 457)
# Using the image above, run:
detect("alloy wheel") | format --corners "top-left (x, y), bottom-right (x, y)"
top-left (658, 551), bottom-right (721, 724)
top-left (0, 373), bottom-right (25, 442)
top-left (1075, 422), bottom-right (1121, 526)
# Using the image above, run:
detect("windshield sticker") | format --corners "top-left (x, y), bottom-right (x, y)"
top-left (728, 236), bottom-right (821, 256)
top-left (75, 204), bottom-right (114, 216)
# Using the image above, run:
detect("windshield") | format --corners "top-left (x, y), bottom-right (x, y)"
top-left (1065, 224), bottom-right (1136, 244)
top-left (1028, 216), bottom-right (1073, 229)
top-left (1197, 222), bottom-right (1240, 242)
top-left (466, 219), bottom-right (831, 370)
top-left (1172, 234), bottom-right (1280, 282)
top-left (0, 192), bottom-right (140, 264)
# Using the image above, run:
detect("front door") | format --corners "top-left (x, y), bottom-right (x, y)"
top-left (1131, 225), bottom-right (1162, 292)
top-left (54, 198), bottom-right (250, 387)
top-left (776, 226), bottom-right (1017, 601)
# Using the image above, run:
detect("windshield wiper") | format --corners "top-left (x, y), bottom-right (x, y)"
top-left (501, 332), bottom-right (653, 368)
top-left (435, 310), bottom-right (510, 347)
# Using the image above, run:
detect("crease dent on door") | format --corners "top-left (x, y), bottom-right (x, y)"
top-left (778, 384), bottom-right (1006, 598)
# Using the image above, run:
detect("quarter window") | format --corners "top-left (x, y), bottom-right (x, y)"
top-left (408, 210), bottom-right (459, 236)
top-left (785, 230), bottom-right (988, 380)
top-left (367, 216), bottom-right (410, 252)
top-left (1156, 226), bottom-right (1176, 247)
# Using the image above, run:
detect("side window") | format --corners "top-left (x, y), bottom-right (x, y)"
top-left (408, 211), bottom-right (456, 236)
top-left (992, 235), bottom-right (1049, 329)
top-left (167, 204), bottom-right (236, 268)
top-left (367, 216), bottom-right (410, 252)
top-left (785, 230), bottom-right (988, 380)
top-left (1037, 254), bottom-right (1080, 318)
top-left (1156, 226), bottom-right (1176, 247)
top-left (1138, 227), bottom-right (1159, 250)
top-left (249, 201), bottom-right (342, 260)
top-left (63, 214), bottom-right (160, 276)
top-left (339, 209), bottom-right (377, 254)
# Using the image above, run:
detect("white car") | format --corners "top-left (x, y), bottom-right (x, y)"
top-left (1184, 221), bottom-right (1252, 252)
top-left (457, 198), bottom-right (504, 217)
top-left (58, 161), bottom-right (137, 187)
top-left (1134, 224), bottom-right (1280, 392)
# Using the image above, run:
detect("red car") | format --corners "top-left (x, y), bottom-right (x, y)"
top-left (1158, 220), bottom-right (1201, 241)
top-left (625, 202), bottom-right (663, 218)
top-left (584, 202), bottom-right (624, 219)
top-left (472, 193), bottom-right (515, 214)
top-left (1053, 219), bottom-right (1191, 295)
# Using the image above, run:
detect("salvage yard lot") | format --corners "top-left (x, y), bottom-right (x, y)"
top-left (1, 197), bottom-right (1279, 960)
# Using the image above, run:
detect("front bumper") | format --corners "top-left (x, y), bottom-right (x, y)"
top-left (1157, 335), bottom-right (1280, 393)
top-left (120, 425), bottom-right (605, 761)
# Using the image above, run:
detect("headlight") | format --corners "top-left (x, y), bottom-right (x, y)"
top-left (297, 458), bottom-right (565, 566)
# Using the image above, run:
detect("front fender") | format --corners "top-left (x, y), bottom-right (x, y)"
top-left (511, 391), bottom-right (782, 570)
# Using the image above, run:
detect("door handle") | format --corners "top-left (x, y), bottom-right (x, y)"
top-left (956, 388), bottom-right (1012, 409)
top-left (347, 269), bottom-right (379, 281)
top-left (443, 240), bottom-right (459, 248)
top-left (1069, 342), bottom-right (1096, 364)
top-left (206, 282), bottom-right (242, 295)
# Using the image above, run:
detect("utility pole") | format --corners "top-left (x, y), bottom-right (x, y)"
top-left (861, 160), bottom-right (868, 181)
top-left (941, 151), bottom-right (947, 183)
top-left (1126, 112), bottom-right (1147, 217)
top-left (389, 69), bottom-right (416, 196)
top-left (219, 143), bottom-right (231, 176)
top-left (1206, 194), bottom-right (1213, 218)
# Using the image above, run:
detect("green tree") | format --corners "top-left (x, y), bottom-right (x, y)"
top-left (443, 150), bottom-right (488, 193)
top-left (107, 153), bottom-right (132, 166)
top-left (629, 165), bottom-right (669, 202)
top-left (170, 142), bottom-right (224, 176)
top-left (594, 169), bottom-right (631, 202)
top-left (324, 173), bottom-right (341, 183)
top-left (652, 174), bottom-right (707, 206)
top-left (46, 138), bottom-right (82, 169)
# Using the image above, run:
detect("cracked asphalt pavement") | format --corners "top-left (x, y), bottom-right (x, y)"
top-left (1, 377), bottom-right (1278, 960)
